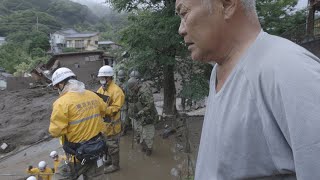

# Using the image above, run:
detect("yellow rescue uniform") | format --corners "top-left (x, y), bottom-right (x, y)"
top-left (27, 167), bottom-right (53, 180)
top-left (97, 81), bottom-right (125, 136)
top-left (53, 156), bottom-right (66, 173)
top-left (49, 90), bottom-right (106, 143)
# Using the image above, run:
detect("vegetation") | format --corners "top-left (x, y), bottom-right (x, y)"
top-left (257, 0), bottom-right (307, 35)
top-left (0, 0), bottom-right (310, 102)
top-left (0, 0), bottom-right (120, 74)
top-left (108, 0), bottom-right (308, 113)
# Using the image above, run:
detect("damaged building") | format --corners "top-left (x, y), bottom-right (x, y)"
top-left (32, 51), bottom-right (115, 85)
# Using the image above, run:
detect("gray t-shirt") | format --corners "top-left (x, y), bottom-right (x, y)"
top-left (195, 31), bottom-right (320, 180)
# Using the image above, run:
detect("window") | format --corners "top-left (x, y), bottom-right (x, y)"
top-left (66, 40), bottom-right (72, 48)
top-left (95, 41), bottom-right (98, 45)
top-left (85, 55), bottom-right (99, 62)
top-left (75, 40), bottom-right (84, 48)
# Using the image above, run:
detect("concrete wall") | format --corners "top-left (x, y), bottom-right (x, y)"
top-left (57, 54), bottom-right (103, 83)
top-left (6, 77), bottom-right (34, 91)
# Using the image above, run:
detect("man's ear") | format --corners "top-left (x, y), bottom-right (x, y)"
top-left (221, 0), bottom-right (238, 20)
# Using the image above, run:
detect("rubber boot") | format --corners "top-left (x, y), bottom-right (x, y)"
top-left (146, 148), bottom-right (152, 156)
top-left (104, 155), bottom-right (112, 166)
top-left (104, 152), bottom-right (120, 174)
top-left (141, 142), bottom-right (147, 152)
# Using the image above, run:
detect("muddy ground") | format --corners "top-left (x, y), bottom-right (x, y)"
top-left (0, 87), bottom-right (205, 180)
top-left (0, 88), bottom-right (57, 154)
top-left (0, 131), bottom-right (186, 180)
top-left (186, 117), bottom-right (203, 165)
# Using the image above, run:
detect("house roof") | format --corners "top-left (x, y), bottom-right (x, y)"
top-left (55, 29), bottom-right (78, 35)
top-left (0, 72), bottom-right (13, 78)
top-left (0, 37), bottom-right (6, 41)
top-left (46, 50), bottom-right (105, 68)
top-left (65, 32), bottom-right (99, 38)
top-left (98, 41), bottom-right (115, 45)
top-left (54, 29), bottom-right (99, 38)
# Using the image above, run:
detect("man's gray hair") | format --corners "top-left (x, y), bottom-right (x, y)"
top-left (240, 0), bottom-right (256, 14)
top-left (202, 0), bottom-right (257, 15)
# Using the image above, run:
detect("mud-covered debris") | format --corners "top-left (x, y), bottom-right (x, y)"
top-left (161, 126), bottom-right (176, 139)
top-left (171, 167), bottom-right (180, 177)
top-left (1, 143), bottom-right (8, 150)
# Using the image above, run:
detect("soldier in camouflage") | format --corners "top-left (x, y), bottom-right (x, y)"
top-left (117, 70), bottom-right (130, 135)
top-left (127, 77), bottom-right (157, 156)
top-left (126, 70), bottom-right (141, 138)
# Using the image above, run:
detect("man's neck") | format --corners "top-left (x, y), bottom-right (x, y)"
top-left (215, 22), bottom-right (261, 92)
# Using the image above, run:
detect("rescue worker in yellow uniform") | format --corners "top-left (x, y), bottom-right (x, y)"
top-left (96, 65), bottom-right (125, 174)
top-left (49, 151), bottom-right (66, 173)
top-left (48, 67), bottom-right (107, 180)
top-left (26, 161), bottom-right (53, 180)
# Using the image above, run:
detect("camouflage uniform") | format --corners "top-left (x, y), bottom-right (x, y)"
top-left (132, 82), bottom-right (157, 150)
top-left (117, 79), bottom-right (131, 132)
top-left (55, 158), bottom-right (104, 180)
top-left (127, 88), bottom-right (141, 141)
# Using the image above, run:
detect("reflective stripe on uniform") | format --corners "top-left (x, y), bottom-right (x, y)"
top-left (69, 114), bottom-right (100, 125)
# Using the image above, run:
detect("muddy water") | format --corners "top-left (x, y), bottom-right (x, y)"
top-left (0, 131), bottom-right (183, 180)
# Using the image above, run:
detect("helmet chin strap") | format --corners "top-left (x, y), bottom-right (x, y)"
top-left (58, 82), bottom-right (67, 94)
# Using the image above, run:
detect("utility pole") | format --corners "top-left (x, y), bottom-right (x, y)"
top-left (36, 16), bottom-right (39, 31)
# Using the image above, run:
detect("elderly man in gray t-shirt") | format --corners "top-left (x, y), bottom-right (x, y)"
top-left (176, 0), bottom-right (320, 179)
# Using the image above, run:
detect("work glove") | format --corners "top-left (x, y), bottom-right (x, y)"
top-left (137, 110), bottom-right (144, 117)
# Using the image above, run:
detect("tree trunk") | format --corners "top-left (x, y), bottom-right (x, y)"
top-left (306, 0), bottom-right (315, 37)
top-left (163, 64), bottom-right (176, 115)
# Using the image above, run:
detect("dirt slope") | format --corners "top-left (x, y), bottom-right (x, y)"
top-left (0, 89), bottom-right (57, 153)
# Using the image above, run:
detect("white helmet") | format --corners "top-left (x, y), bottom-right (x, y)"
top-left (38, 161), bottom-right (47, 170)
top-left (26, 176), bottom-right (37, 180)
top-left (98, 65), bottom-right (114, 77)
top-left (50, 151), bottom-right (58, 158)
top-left (51, 67), bottom-right (76, 86)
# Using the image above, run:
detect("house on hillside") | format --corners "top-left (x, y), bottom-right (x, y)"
top-left (0, 37), bottom-right (6, 46)
top-left (49, 29), bottom-right (99, 54)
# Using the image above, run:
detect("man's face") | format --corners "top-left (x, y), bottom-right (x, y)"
top-left (176, 0), bottom-right (226, 62)
top-left (119, 77), bottom-right (125, 83)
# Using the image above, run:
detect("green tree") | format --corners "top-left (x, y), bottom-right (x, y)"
top-left (0, 43), bottom-right (30, 73)
top-left (257, 0), bottom-right (307, 35)
top-left (0, 10), bottom-right (62, 36)
top-left (110, 0), bottom-right (307, 115)
top-left (7, 30), bottom-right (50, 53)
top-left (111, 0), bottom-right (187, 115)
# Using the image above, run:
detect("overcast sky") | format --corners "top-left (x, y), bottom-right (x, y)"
top-left (297, 0), bottom-right (308, 9)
